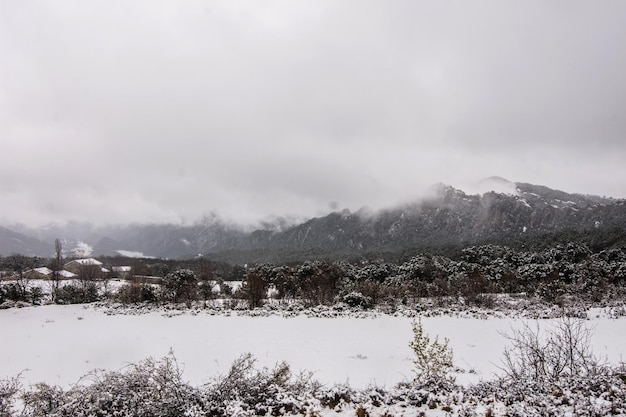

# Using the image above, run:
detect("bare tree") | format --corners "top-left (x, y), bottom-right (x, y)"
top-left (49, 239), bottom-right (63, 303)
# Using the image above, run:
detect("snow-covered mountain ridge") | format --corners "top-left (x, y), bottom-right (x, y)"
top-left (2, 180), bottom-right (625, 261)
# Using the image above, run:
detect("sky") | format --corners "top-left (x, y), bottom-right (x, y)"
top-left (1, 1), bottom-right (625, 227)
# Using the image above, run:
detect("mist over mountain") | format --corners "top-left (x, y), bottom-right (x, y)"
top-left (0, 226), bottom-right (53, 258)
top-left (2, 180), bottom-right (625, 262)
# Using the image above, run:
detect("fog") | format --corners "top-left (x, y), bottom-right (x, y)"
top-left (1, 1), bottom-right (625, 227)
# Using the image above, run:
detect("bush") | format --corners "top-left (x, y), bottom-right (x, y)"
top-left (163, 269), bottom-right (198, 307)
top-left (116, 283), bottom-right (157, 304)
top-left (409, 318), bottom-right (454, 384)
top-left (1, 283), bottom-right (28, 303)
top-left (409, 319), bottom-right (453, 382)
top-left (3, 352), bottom-right (625, 417)
top-left (500, 316), bottom-right (598, 384)
top-left (241, 270), bottom-right (268, 309)
top-left (22, 354), bottom-right (200, 417)
top-left (29, 287), bottom-right (44, 305)
top-left (204, 353), bottom-right (320, 415)
top-left (0, 375), bottom-right (20, 416)
top-left (342, 292), bottom-right (372, 308)
top-left (21, 382), bottom-right (65, 417)
top-left (55, 282), bottom-right (98, 304)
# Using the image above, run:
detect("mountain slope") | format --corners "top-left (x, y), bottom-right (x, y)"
top-left (0, 226), bottom-right (53, 257)
top-left (3, 181), bottom-right (625, 262)
top-left (240, 182), bottom-right (625, 255)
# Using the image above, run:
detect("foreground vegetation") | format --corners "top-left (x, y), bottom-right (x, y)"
top-left (1, 318), bottom-right (624, 416)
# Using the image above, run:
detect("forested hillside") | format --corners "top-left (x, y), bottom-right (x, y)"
top-left (2, 181), bottom-right (625, 263)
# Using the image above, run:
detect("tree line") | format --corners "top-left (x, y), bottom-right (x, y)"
top-left (2, 240), bottom-right (625, 309)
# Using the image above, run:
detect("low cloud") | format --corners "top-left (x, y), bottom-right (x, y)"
top-left (1, 1), bottom-right (625, 227)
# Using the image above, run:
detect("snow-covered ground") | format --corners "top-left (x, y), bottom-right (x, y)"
top-left (1, 304), bottom-right (625, 390)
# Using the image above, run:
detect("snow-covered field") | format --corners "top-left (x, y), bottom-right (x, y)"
top-left (1, 304), bottom-right (625, 389)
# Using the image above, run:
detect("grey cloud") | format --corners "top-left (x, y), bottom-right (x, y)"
top-left (1, 1), bottom-right (625, 227)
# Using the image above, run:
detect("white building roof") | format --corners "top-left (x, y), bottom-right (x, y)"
top-left (58, 270), bottom-right (77, 278)
top-left (34, 267), bottom-right (52, 275)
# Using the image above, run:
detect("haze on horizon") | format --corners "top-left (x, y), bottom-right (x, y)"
top-left (1, 1), bottom-right (625, 228)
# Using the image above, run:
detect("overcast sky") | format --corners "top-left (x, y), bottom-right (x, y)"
top-left (1, 1), bottom-right (625, 227)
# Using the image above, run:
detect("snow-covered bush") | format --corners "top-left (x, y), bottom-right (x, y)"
top-left (22, 354), bottom-right (200, 417)
top-left (0, 283), bottom-right (34, 304)
top-left (0, 375), bottom-right (20, 416)
top-left (21, 382), bottom-right (65, 417)
top-left (202, 352), bottom-right (321, 416)
top-left (500, 316), bottom-right (598, 384)
top-left (4, 351), bottom-right (626, 417)
top-left (116, 283), bottom-right (157, 304)
top-left (468, 368), bottom-right (626, 416)
top-left (409, 318), bottom-right (454, 384)
top-left (342, 291), bottom-right (372, 308)
top-left (162, 269), bottom-right (198, 307)
top-left (55, 282), bottom-right (98, 304)
top-left (318, 383), bottom-right (354, 410)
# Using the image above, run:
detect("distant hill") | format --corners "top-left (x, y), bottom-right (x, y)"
top-left (2, 180), bottom-right (625, 263)
top-left (0, 226), bottom-right (53, 257)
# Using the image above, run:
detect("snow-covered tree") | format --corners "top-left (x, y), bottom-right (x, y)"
top-left (409, 318), bottom-right (453, 384)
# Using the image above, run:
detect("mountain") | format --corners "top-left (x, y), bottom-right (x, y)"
top-left (3, 180), bottom-right (625, 262)
top-left (0, 226), bottom-right (53, 257)
top-left (229, 181), bottom-right (625, 259)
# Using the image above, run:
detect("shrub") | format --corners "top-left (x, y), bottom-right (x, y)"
top-left (241, 270), bottom-right (268, 309)
top-left (29, 287), bottom-right (44, 305)
top-left (342, 292), bottom-right (372, 308)
top-left (203, 353), bottom-right (320, 416)
top-left (163, 269), bottom-right (198, 307)
top-left (55, 282), bottom-right (98, 304)
top-left (22, 354), bottom-right (200, 417)
top-left (0, 375), bottom-right (20, 416)
top-left (1, 283), bottom-right (28, 302)
top-left (500, 316), bottom-right (598, 384)
top-left (116, 283), bottom-right (157, 304)
top-left (21, 382), bottom-right (65, 417)
top-left (409, 318), bottom-right (454, 384)
top-left (4, 352), bottom-right (626, 417)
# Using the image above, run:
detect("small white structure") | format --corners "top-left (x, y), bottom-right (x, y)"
top-left (58, 270), bottom-right (77, 279)
top-left (64, 258), bottom-right (108, 278)
top-left (7, 267), bottom-right (77, 281)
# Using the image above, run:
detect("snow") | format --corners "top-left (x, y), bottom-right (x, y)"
top-left (58, 270), bottom-right (77, 278)
top-left (1, 305), bottom-right (625, 391)
top-left (116, 249), bottom-right (154, 258)
top-left (225, 280), bottom-right (243, 292)
top-left (67, 258), bottom-right (102, 266)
